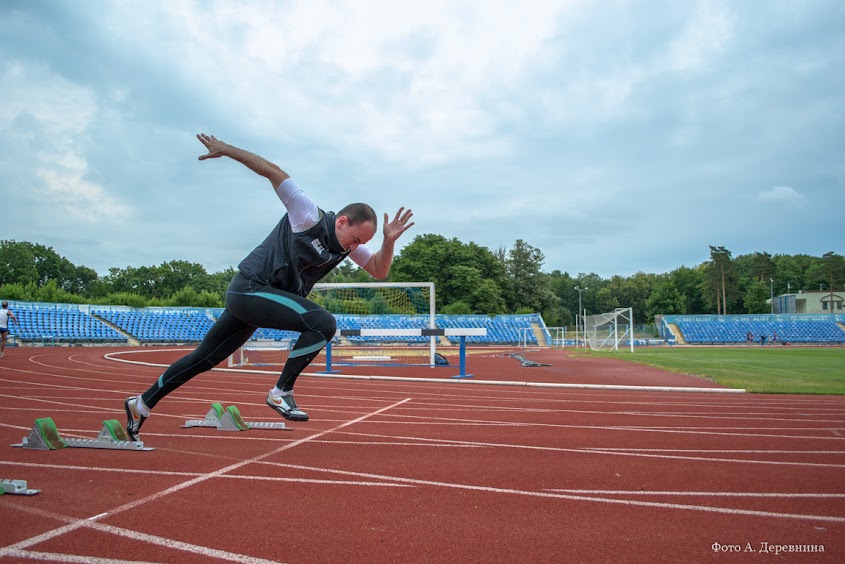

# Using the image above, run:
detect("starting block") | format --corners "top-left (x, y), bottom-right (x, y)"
top-left (1, 479), bottom-right (39, 495)
top-left (12, 417), bottom-right (154, 451)
top-left (182, 403), bottom-right (287, 431)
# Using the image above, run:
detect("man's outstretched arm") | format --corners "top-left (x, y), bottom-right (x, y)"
top-left (363, 207), bottom-right (415, 280)
top-left (197, 133), bottom-right (289, 189)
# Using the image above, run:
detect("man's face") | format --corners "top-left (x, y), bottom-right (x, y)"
top-left (335, 216), bottom-right (376, 251)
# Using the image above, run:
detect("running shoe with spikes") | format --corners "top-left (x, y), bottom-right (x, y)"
top-left (124, 396), bottom-right (147, 442)
top-left (266, 390), bottom-right (309, 421)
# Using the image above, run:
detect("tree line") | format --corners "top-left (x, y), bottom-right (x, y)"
top-left (1, 238), bottom-right (843, 326)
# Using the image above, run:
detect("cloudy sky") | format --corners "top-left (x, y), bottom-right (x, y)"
top-left (1, 1), bottom-right (842, 279)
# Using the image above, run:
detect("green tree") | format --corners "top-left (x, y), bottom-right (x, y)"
top-left (0, 240), bottom-right (39, 286)
top-left (743, 278), bottom-right (771, 314)
top-left (166, 285), bottom-right (222, 307)
top-left (0, 282), bottom-right (37, 301)
top-left (504, 239), bottom-right (559, 316)
top-left (772, 254), bottom-right (803, 294)
top-left (441, 301), bottom-right (473, 314)
top-left (34, 280), bottom-right (85, 304)
top-left (805, 252), bottom-right (845, 313)
top-left (154, 260), bottom-right (214, 298)
top-left (104, 265), bottom-right (158, 298)
top-left (594, 286), bottom-right (620, 313)
top-left (708, 246), bottom-right (735, 314)
top-left (619, 272), bottom-right (657, 323)
top-left (444, 265), bottom-right (506, 314)
top-left (391, 234), bottom-right (506, 313)
top-left (805, 252), bottom-right (845, 291)
top-left (546, 270), bottom-right (575, 327)
top-left (646, 277), bottom-right (685, 321)
top-left (668, 266), bottom-right (705, 314)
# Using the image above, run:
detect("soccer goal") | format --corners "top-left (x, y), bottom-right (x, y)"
top-left (583, 308), bottom-right (634, 352)
top-left (229, 282), bottom-right (437, 368)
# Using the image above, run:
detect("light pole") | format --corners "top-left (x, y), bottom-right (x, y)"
top-left (575, 286), bottom-right (588, 348)
top-left (770, 278), bottom-right (774, 314)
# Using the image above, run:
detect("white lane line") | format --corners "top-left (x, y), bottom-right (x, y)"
top-left (330, 430), bottom-right (845, 468)
top-left (88, 513), bottom-right (109, 520)
top-left (582, 448), bottom-right (845, 454)
top-left (269, 462), bottom-right (845, 524)
top-left (0, 398), bottom-right (411, 562)
top-left (1, 503), bottom-right (277, 564)
top-left (334, 417), bottom-right (845, 441)
top-left (103, 350), bottom-right (745, 393)
top-left (0, 460), bottom-right (413, 488)
top-left (1, 549), bottom-right (164, 563)
top-left (545, 490), bottom-right (845, 498)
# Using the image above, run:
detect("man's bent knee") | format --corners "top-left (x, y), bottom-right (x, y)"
top-left (311, 309), bottom-right (337, 341)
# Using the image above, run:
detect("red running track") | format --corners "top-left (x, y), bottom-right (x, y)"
top-left (0, 346), bottom-right (843, 563)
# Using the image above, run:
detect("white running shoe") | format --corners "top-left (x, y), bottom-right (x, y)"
top-left (266, 390), bottom-right (309, 421)
top-left (124, 396), bottom-right (147, 442)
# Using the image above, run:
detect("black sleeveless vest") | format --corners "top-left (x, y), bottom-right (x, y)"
top-left (238, 210), bottom-right (350, 296)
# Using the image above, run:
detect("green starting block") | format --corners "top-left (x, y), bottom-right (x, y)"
top-left (1, 479), bottom-right (40, 495)
top-left (182, 403), bottom-right (287, 431)
top-left (12, 417), bottom-right (154, 451)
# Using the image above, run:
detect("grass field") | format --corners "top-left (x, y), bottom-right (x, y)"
top-left (588, 346), bottom-right (845, 395)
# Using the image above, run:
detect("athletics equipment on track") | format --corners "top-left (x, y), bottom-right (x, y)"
top-left (182, 403), bottom-right (288, 431)
top-left (324, 327), bottom-right (487, 378)
top-left (12, 417), bottom-right (154, 451)
top-left (1, 479), bottom-right (39, 495)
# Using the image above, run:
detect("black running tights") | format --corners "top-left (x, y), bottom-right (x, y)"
top-left (141, 273), bottom-right (336, 409)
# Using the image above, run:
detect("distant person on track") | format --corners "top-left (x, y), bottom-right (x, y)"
top-left (124, 133), bottom-right (414, 441)
top-left (0, 301), bottom-right (20, 358)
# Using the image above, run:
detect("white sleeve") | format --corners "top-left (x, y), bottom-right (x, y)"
top-left (349, 245), bottom-right (373, 268)
top-left (275, 178), bottom-right (319, 232)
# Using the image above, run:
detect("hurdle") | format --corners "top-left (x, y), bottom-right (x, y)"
top-left (322, 327), bottom-right (487, 378)
top-left (12, 417), bottom-right (154, 451)
top-left (182, 403), bottom-right (288, 431)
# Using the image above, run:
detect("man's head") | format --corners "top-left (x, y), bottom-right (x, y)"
top-left (335, 203), bottom-right (377, 251)
top-left (1, 301), bottom-right (7, 309)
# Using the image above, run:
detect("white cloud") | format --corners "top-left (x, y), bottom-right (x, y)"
top-left (98, 0), bottom-right (581, 165)
top-left (667, 1), bottom-right (734, 72)
top-left (0, 59), bottom-right (129, 222)
top-left (756, 185), bottom-right (806, 205)
top-left (35, 165), bottom-right (129, 222)
top-left (1, 1), bottom-right (841, 278)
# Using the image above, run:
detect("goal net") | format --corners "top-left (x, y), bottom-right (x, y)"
top-left (583, 307), bottom-right (634, 352)
top-left (229, 282), bottom-right (437, 368)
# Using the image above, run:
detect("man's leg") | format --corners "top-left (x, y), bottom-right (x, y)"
top-left (227, 279), bottom-right (336, 421)
top-left (124, 309), bottom-right (255, 440)
top-left (141, 310), bottom-right (255, 409)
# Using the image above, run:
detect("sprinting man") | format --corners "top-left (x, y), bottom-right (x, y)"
top-left (0, 301), bottom-right (20, 358)
top-left (124, 134), bottom-right (414, 441)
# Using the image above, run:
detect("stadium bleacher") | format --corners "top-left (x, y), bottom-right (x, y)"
top-left (94, 309), bottom-right (215, 343)
top-left (8, 302), bottom-right (845, 349)
top-left (675, 319), bottom-right (845, 345)
top-left (15, 307), bottom-right (127, 344)
top-left (5, 304), bottom-right (548, 347)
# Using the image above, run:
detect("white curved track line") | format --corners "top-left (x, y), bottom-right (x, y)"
top-left (103, 349), bottom-right (745, 393)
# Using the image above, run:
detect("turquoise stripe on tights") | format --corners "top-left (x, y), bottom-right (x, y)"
top-left (251, 292), bottom-right (308, 314)
top-left (249, 291), bottom-right (324, 357)
top-left (289, 339), bottom-right (327, 358)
